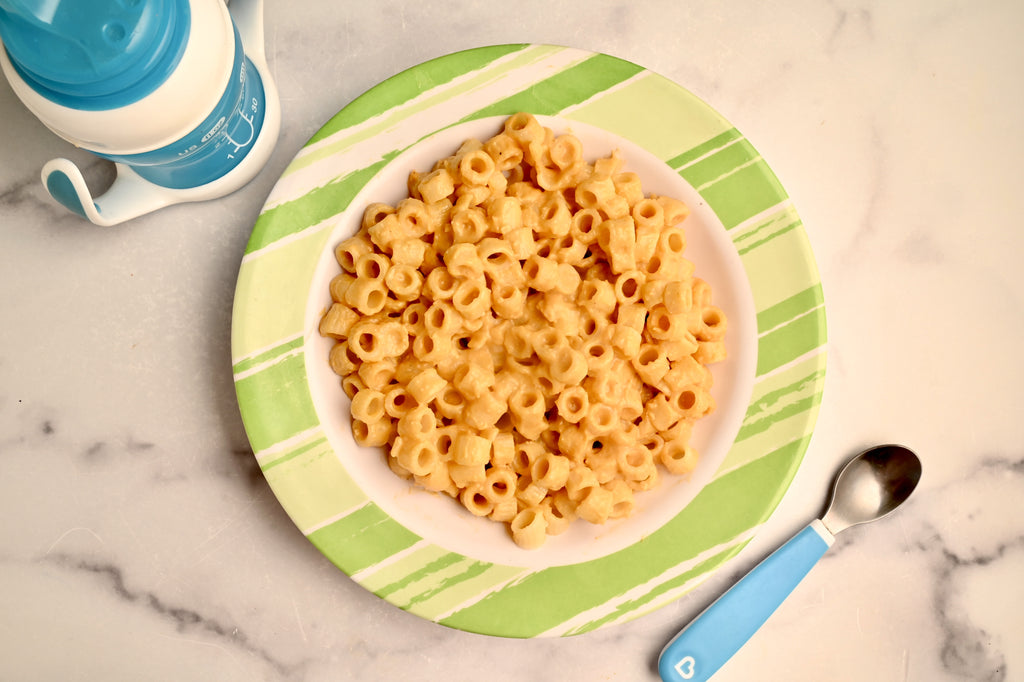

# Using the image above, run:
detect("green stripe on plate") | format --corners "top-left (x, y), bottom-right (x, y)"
top-left (393, 559), bottom-right (494, 610)
top-left (757, 284), bottom-right (825, 332)
top-left (232, 230), bottom-right (330, 360)
top-left (736, 376), bottom-right (824, 445)
top-left (719, 353), bottom-right (826, 474)
top-left (756, 308), bottom-right (828, 376)
top-left (698, 159), bottom-right (789, 230)
top-left (357, 545), bottom-right (529, 619)
top-left (306, 45), bottom-right (530, 145)
top-left (245, 157), bottom-right (393, 255)
top-left (284, 46), bottom-right (574, 179)
top-left (439, 439), bottom-right (807, 637)
top-left (260, 435), bottom-right (328, 471)
top-left (665, 129), bottom-right (743, 170)
top-left (462, 53), bottom-right (645, 121)
top-left (358, 543), bottom-right (452, 593)
top-left (732, 203), bottom-right (804, 258)
top-left (737, 220), bottom-right (802, 256)
top-left (562, 542), bottom-right (740, 635)
top-left (675, 137), bottom-right (792, 231)
top-left (377, 552), bottom-right (467, 600)
top-left (308, 503), bottom-right (421, 575)
top-left (740, 226), bottom-right (822, 316)
top-left (234, 352), bottom-right (317, 452)
top-left (404, 563), bottom-right (527, 622)
top-left (678, 138), bottom-right (760, 190)
top-left (263, 443), bottom-right (368, 531)
top-left (563, 74), bottom-right (734, 161)
top-left (232, 334), bottom-right (303, 375)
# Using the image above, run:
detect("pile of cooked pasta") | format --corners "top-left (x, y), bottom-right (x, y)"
top-left (319, 113), bottom-right (727, 549)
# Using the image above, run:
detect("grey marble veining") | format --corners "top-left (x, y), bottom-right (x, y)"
top-left (2, 1), bottom-right (1023, 680)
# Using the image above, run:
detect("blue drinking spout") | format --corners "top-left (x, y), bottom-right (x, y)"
top-left (0, 0), bottom-right (188, 106)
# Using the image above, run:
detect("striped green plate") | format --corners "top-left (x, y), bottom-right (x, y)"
top-left (231, 44), bottom-right (826, 638)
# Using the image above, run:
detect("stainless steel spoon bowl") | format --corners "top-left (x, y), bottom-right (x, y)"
top-left (658, 444), bottom-right (922, 682)
top-left (822, 444), bottom-right (922, 534)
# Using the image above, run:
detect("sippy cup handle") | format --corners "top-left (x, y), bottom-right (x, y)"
top-left (229, 0), bottom-right (268, 68)
top-left (42, 159), bottom-right (179, 227)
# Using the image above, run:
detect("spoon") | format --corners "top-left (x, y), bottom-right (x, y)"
top-left (658, 444), bottom-right (922, 682)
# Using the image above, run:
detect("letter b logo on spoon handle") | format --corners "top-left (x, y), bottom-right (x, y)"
top-left (673, 655), bottom-right (696, 679)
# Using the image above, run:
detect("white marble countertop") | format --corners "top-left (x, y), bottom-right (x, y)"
top-left (2, 1), bottom-right (1022, 680)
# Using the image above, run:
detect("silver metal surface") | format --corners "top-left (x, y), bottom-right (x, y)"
top-left (820, 444), bottom-right (922, 535)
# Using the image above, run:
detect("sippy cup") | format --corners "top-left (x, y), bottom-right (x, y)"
top-left (0, 0), bottom-right (280, 225)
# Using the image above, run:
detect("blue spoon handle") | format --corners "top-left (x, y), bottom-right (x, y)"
top-left (658, 520), bottom-right (835, 682)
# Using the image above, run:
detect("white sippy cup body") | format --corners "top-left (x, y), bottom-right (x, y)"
top-left (0, 0), bottom-right (279, 225)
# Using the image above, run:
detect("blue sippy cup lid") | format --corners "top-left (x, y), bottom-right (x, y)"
top-left (0, 0), bottom-right (190, 109)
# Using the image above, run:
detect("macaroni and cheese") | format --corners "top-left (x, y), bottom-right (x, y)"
top-left (319, 113), bottom-right (727, 549)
